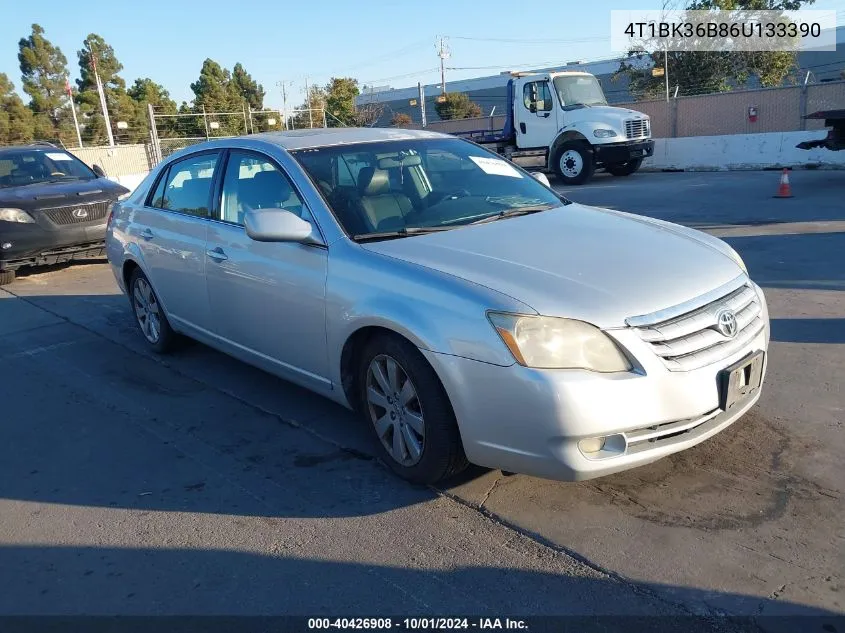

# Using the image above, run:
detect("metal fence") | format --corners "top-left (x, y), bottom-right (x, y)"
top-left (148, 105), bottom-right (327, 164)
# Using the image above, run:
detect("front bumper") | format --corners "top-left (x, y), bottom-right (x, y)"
top-left (594, 139), bottom-right (654, 165)
top-left (423, 284), bottom-right (770, 482)
top-left (0, 221), bottom-right (107, 270)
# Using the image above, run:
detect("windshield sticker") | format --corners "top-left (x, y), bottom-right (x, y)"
top-left (469, 156), bottom-right (523, 179)
top-left (46, 152), bottom-right (73, 161)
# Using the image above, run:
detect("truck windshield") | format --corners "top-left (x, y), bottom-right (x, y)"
top-left (291, 138), bottom-right (568, 239)
top-left (552, 75), bottom-right (608, 110)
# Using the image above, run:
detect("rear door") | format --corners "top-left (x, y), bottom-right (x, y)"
top-left (132, 151), bottom-right (220, 335)
top-left (204, 149), bottom-right (330, 390)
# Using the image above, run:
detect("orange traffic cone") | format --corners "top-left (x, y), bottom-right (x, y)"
top-left (774, 168), bottom-right (793, 198)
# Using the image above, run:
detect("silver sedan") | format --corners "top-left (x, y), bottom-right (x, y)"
top-left (106, 128), bottom-right (770, 484)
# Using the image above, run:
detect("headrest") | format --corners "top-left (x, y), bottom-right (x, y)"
top-left (357, 167), bottom-right (390, 196)
top-left (252, 170), bottom-right (293, 199)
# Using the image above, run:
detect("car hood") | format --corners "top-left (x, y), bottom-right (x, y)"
top-left (361, 203), bottom-right (744, 328)
top-left (0, 178), bottom-right (128, 209)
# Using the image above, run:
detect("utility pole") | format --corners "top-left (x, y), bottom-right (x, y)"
top-left (418, 82), bottom-right (427, 127)
top-left (91, 47), bottom-right (115, 146)
top-left (436, 36), bottom-right (451, 94)
top-left (276, 80), bottom-right (292, 129)
top-left (304, 77), bottom-right (314, 129)
top-left (664, 48), bottom-right (670, 103)
top-left (64, 76), bottom-right (83, 148)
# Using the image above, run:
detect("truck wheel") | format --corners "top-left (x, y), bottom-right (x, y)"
top-left (606, 159), bottom-right (643, 177)
top-left (553, 142), bottom-right (595, 185)
top-left (0, 269), bottom-right (15, 286)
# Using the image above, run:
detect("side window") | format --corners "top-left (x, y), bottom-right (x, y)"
top-left (155, 153), bottom-right (219, 217)
top-left (220, 151), bottom-right (308, 226)
top-left (149, 168), bottom-right (169, 208)
top-left (522, 81), bottom-right (552, 112)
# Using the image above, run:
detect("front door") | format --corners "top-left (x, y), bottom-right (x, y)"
top-left (515, 79), bottom-right (558, 149)
top-left (134, 151), bottom-right (220, 334)
top-left (205, 149), bottom-right (330, 390)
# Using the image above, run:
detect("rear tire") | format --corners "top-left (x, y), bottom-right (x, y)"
top-left (128, 268), bottom-right (177, 354)
top-left (605, 158), bottom-right (643, 177)
top-left (552, 142), bottom-right (595, 185)
top-left (0, 269), bottom-right (15, 286)
top-left (357, 334), bottom-right (468, 485)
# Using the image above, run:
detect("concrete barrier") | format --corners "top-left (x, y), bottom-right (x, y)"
top-left (642, 130), bottom-right (845, 172)
top-left (108, 173), bottom-right (148, 193)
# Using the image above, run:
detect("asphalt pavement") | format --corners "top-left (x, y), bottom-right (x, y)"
top-left (0, 170), bottom-right (842, 628)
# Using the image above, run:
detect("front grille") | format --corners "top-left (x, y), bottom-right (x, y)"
top-left (628, 283), bottom-right (765, 371)
top-left (43, 200), bottom-right (111, 226)
top-left (624, 118), bottom-right (650, 139)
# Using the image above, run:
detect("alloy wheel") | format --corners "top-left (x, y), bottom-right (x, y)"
top-left (133, 278), bottom-right (161, 344)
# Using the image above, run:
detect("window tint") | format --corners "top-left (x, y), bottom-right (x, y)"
top-left (522, 81), bottom-right (553, 112)
top-left (156, 153), bottom-right (218, 217)
top-left (219, 151), bottom-right (307, 226)
top-left (150, 168), bottom-right (168, 208)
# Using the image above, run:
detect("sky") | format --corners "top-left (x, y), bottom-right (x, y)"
top-left (1, 0), bottom-right (843, 112)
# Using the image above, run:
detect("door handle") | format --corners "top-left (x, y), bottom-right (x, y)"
top-left (206, 247), bottom-right (228, 262)
top-left (139, 228), bottom-right (155, 241)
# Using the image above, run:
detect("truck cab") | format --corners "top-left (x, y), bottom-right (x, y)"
top-left (511, 71), bottom-right (654, 184)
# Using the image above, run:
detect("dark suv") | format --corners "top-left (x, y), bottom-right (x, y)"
top-left (0, 142), bottom-right (130, 285)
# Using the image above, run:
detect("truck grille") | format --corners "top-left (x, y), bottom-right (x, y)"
top-left (43, 200), bottom-right (111, 226)
top-left (628, 282), bottom-right (765, 372)
top-left (624, 118), bottom-right (650, 139)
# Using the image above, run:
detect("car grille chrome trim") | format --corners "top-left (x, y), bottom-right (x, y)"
top-left (624, 408), bottom-right (722, 454)
top-left (624, 118), bottom-right (650, 139)
top-left (43, 200), bottom-right (111, 226)
top-left (628, 280), bottom-right (764, 372)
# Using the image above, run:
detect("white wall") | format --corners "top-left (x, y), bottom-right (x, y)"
top-left (642, 130), bottom-right (845, 171)
top-left (108, 173), bottom-right (148, 193)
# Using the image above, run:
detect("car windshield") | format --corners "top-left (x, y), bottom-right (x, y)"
top-left (0, 149), bottom-right (97, 188)
top-left (552, 75), bottom-right (608, 110)
top-left (290, 138), bottom-right (568, 238)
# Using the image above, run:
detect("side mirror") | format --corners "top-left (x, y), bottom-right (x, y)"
top-left (92, 164), bottom-right (107, 178)
top-left (244, 209), bottom-right (322, 245)
top-left (532, 172), bottom-right (551, 188)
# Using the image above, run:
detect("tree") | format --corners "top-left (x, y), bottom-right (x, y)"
top-left (189, 59), bottom-right (246, 136)
top-left (231, 63), bottom-right (264, 111)
top-left (76, 34), bottom-right (132, 144)
top-left (615, 0), bottom-right (814, 99)
top-left (18, 24), bottom-right (75, 144)
top-left (0, 73), bottom-right (36, 144)
top-left (127, 77), bottom-right (178, 140)
top-left (324, 77), bottom-right (360, 127)
top-left (390, 112), bottom-right (413, 128)
top-left (290, 85), bottom-right (327, 129)
top-left (434, 92), bottom-right (482, 120)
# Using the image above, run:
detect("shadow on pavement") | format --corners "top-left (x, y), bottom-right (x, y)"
top-left (771, 318), bottom-right (845, 344)
top-left (0, 545), bottom-right (842, 629)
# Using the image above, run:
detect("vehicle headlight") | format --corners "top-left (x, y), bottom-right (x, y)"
top-left (593, 128), bottom-right (618, 138)
top-left (725, 244), bottom-right (747, 274)
top-left (118, 192), bottom-right (131, 201)
top-left (488, 313), bottom-right (632, 372)
top-left (0, 208), bottom-right (35, 223)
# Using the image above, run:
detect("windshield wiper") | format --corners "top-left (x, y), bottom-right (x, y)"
top-left (468, 205), bottom-right (557, 225)
top-left (352, 226), bottom-right (454, 242)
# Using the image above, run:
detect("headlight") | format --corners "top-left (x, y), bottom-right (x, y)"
top-left (488, 313), bottom-right (632, 372)
top-left (593, 129), bottom-right (618, 138)
top-left (0, 208), bottom-right (35, 223)
top-left (725, 245), bottom-right (747, 274)
top-left (117, 192), bottom-right (131, 201)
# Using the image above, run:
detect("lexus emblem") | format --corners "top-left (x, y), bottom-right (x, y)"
top-left (716, 309), bottom-right (738, 338)
top-left (71, 208), bottom-right (89, 219)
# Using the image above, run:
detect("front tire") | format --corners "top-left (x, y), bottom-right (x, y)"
top-left (0, 269), bottom-right (15, 286)
top-left (605, 158), bottom-right (643, 177)
top-left (129, 268), bottom-right (177, 354)
top-left (552, 142), bottom-right (595, 185)
top-left (358, 334), bottom-right (467, 485)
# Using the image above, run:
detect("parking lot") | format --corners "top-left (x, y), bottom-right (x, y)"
top-left (0, 170), bottom-right (842, 625)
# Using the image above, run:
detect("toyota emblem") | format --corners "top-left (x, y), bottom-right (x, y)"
top-left (716, 309), bottom-right (738, 338)
top-left (72, 208), bottom-right (89, 219)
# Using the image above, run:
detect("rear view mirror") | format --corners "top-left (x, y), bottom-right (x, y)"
top-left (244, 209), bottom-right (323, 245)
top-left (92, 164), bottom-right (107, 178)
top-left (377, 155), bottom-right (422, 169)
top-left (532, 172), bottom-right (551, 188)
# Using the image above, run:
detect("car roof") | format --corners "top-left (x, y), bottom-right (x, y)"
top-left (224, 127), bottom-right (451, 152)
top-left (0, 144), bottom-right (63, 156)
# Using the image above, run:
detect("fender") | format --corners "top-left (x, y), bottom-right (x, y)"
top-left (548, 128), bottom-right (591, 169)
